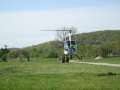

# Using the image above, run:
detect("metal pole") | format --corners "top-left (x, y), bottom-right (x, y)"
top-left (69, 30), bottom-right (72, 49)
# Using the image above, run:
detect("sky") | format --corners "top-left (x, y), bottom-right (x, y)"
top-left (0, 0), bottom-right (120, 48)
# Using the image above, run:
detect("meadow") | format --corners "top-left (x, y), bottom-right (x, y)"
top-left (0, 57), bottom-right (120, 90)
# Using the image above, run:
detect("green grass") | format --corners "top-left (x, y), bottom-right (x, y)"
top-left (0, 57), bottom-right (120, 90)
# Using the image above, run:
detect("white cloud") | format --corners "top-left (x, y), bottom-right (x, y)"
top-left (0, 7), bottom-right (120, 48)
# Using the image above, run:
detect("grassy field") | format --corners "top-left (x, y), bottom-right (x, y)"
top-left (0, 57), bottom-right (120, 90)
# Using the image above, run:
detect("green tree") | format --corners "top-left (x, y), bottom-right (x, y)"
top-left (0, 45), bottom-right (9, 62)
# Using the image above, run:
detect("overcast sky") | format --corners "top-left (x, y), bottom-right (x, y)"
top-left (0, 0), bottom-right (120, 48)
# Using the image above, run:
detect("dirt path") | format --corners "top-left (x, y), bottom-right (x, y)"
top-left (70, 60), bottom-right (120, 67)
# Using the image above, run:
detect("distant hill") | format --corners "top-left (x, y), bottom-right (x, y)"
top-left (8, 30), bottom-right (120, 59)
top-left (75, 30), bottom-right (120, 58)
top-left (76, 30), bottom-right (120, 45)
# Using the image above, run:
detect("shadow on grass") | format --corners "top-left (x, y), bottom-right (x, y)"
top-left (97, 72), bottom-right (120, 76)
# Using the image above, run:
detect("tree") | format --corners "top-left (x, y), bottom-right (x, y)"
top-left (56, 26), bottom-right (77, 42)
top-left (20, 50), bottom-right (30, 62)
top-left (0, 45), bottom-right (9, 62)
top-left (15, 49), bottom-right (30, 62)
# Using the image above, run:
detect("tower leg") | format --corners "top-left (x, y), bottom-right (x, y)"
top-left (61, 54), bottom-right (69, 63)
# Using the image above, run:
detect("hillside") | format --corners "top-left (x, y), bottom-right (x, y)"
top-left (76, 30), bottom-right (120, 58)
top-left (7, 30), bottom-right (120, 59)
top-left (76, 30), bottom-right (120, 45)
